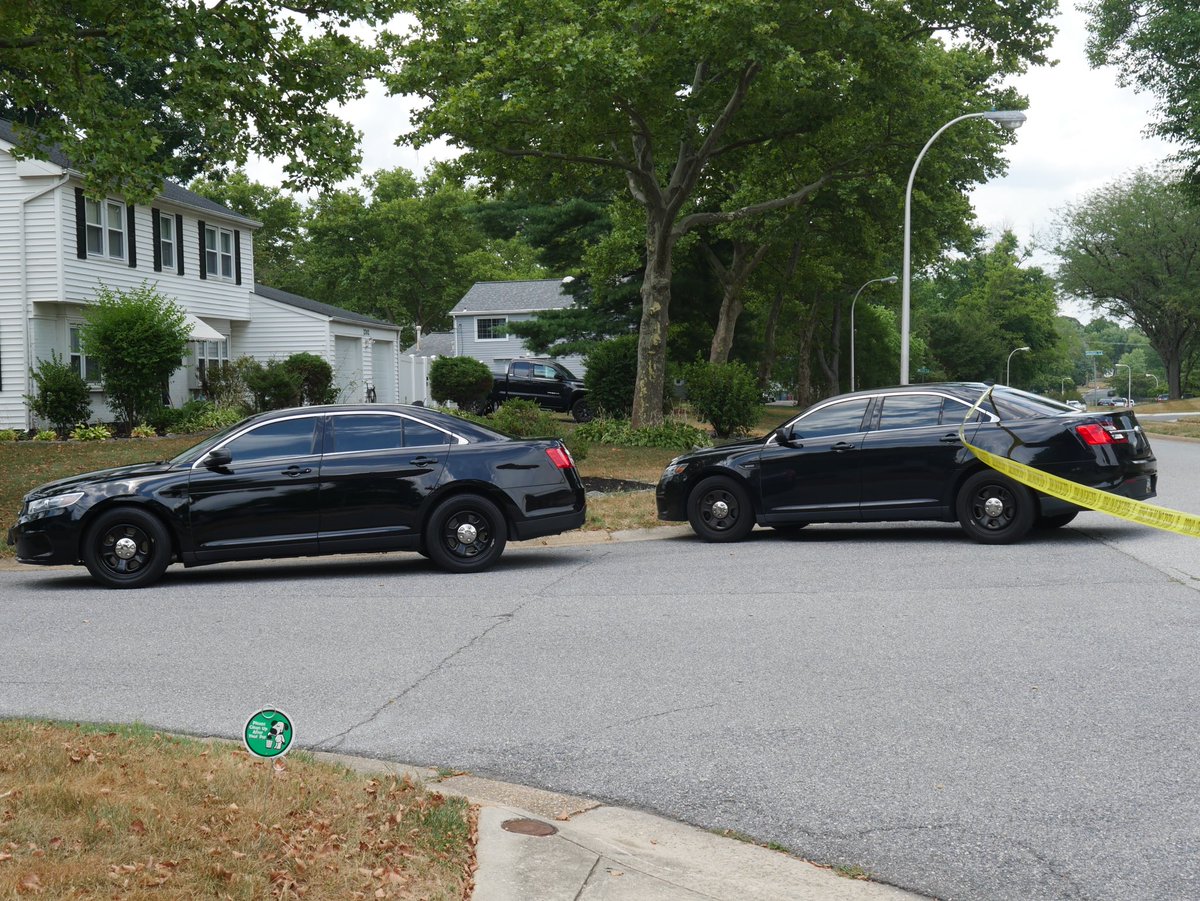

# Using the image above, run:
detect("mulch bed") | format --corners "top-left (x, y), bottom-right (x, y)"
top-left (581, 476), bottom-right (655, 493)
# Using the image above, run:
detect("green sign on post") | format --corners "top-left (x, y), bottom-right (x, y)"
top-left (243, 708), bottom-right (294, 758)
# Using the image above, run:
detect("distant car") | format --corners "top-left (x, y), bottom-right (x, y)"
top-left (1066, 400), bottom-right (1086, 412)
top-left (1157, 394), bottom-right (1170, 402)
top-left (8, 405), bottom-right (586, 588)
top-left (656, 383), bottom-right (1157, 546)
top-left (1097, 397), bottom-right (1116, 407)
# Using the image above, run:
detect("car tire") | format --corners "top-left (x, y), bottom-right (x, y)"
top-left (1036, 510), bottom-right (1079, 529)
top-left (82, 507), bottom-right (172, 589)
top-left (426, 494), bottom-right (508, 573)
top-left (571, 399), bottom-right (593, 423)
top-left (687, 476), bottom-right (755, 542)
top-left (955, 471), bottom-right (1036, 545)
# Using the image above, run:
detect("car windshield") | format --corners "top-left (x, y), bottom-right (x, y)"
top-left (168, 419), bottom-right (252, 465)
top-left (990, 386), bottom-right (1076, 419)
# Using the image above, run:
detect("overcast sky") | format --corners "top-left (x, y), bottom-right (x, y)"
top-left (249, 4), bottom-right (1174, 311)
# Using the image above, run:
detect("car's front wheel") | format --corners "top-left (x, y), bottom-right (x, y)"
top-left (426, 494), bottom-right (508, 573)
top-left (955, 471), bottom-right (1036, 545)
top-left (82, 507), bottom-right (172, 589)
top-left (687, 476), bottom-right (755, 542)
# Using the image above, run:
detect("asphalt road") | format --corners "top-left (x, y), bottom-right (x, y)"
top-left (4, 437), bottom-right (1200, 900)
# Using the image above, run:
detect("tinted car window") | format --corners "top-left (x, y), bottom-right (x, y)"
top-left (990, 386), bottom-right (1074, 419)
top-left (404, 419), bottom-right (451, 447)
top-left (329, 414), bottom-right (403, 453)
top-left (792, 398), bottom-right (871, 439)
top-left (878, 395), bottom-right (942, 430)
top-left (943, 398), bottom-right (990, 424)
top-left (533, 363), bottom-right (557, 379)
top-left (224, 417), bottom-right (318, 463)
top-left (512, 362), bottom-right (533, 378)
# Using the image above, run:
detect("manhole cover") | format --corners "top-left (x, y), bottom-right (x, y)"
top-left (501, 817), bottom-right (558, 837)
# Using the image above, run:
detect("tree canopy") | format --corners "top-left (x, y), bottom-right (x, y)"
top-left (0, 1), bottom-right (397, 199)
top-left (1054, 169), bottom-right (1200, 398)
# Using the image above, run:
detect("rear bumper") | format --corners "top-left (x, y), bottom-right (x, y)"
top-left (509, 506), bottom-right (586, 541)
top-left (1038, 468), bottom-right (1157, 516)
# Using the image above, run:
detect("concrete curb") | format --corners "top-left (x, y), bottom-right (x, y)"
top-left (311, 750), bottom-right (926, 901)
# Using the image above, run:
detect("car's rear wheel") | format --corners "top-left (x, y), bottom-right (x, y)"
top-left (955, 471), bottom-right (1036, 545)
top-left (571, 399), bottom-right (593, 423)
top-left (82, 507), bottom-right (172, 589)
top-left (688, 476), bottom-right (755, 542)
top-left (1036, 510), bottom-right (1079, 529)
top-left (426, 494), bottom-right (508, 573)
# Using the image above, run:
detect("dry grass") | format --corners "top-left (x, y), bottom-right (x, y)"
top-left (583, 490), bottom-right (662, 531)
top-left (0, 721), bottom-right (473, 900)
top-left (1141, 420), bottom-right (1200, 440)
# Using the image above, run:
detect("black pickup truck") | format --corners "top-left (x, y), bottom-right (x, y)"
top-left (488, 359), bottom-right (592, 422)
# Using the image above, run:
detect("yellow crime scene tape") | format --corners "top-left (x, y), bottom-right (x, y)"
top-left (958, 386), bottom-right (1200, 539)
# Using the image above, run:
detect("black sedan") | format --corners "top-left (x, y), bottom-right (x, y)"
top-left (657, 383), bottom-right (1157, 545)
top-left (8, 405), bottom-right (585, 588)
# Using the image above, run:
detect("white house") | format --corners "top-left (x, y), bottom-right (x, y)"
top-left (450, 279), bottom-right (586, 378)
top-left (1, 118), bottom-right (402, 429)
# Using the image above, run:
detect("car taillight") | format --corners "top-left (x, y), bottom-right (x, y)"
top-left (545, 446), bottom-right (573, 469)
top-left (1075, 422), bottom-right (1128, 445)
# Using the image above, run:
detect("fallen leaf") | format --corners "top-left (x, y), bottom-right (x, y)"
top-left (17, 872), bottom-right (42, 894)
top-left (129, 820), bottom-right (146, 835)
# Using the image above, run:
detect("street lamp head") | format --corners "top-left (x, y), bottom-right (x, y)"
top-left (882, 276), bottom-right (898, 285)
top-left (1017, 346), bottom-right (1030, 352)
top-left (983, 109), bottom-right (1027, 131)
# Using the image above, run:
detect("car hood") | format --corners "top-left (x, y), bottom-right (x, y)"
top-left (24, 461), bottom-right (179, 501)
top-left (674, 436), bottom-right (764, 464)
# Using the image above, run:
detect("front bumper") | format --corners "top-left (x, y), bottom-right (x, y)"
top-left (8, 511), bottom-right (83, 565)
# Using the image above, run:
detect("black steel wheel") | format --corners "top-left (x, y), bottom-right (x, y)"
top-left (82, 507), bottom-right (172, 589)
top-left (687, 476), bottom-right (755, 542)
top-left (1036, 510), bottom-right (1079, 529)
top-left (426, 494), bottom-right (508, 573)
top-left (955, 471), bottom-right (1036, 545)
top-left (571, 399), bottom-right (593, 423)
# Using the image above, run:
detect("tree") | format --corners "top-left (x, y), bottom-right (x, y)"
top-left (386, 0), bottom-right (1055, 426)
top-left (1084, 1), bottom-right (1200, 183)
top-left (429, 356), bottom-right (493, 410)
top-left (188, 173), bottom-right (304, 289)
top-left (0, 1), bottom-right (398, 199)
top-left (79, 284), bottom-right (191, 429)
top-left (24, 351), bottom-right (92, 436)
top-left (1054, 170), bottom-right (1200, 398)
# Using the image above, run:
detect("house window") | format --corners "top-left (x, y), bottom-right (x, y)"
top-left (476, 317), bottom-right (507, 341)
top-left (204, 225), bottom-right (235, 279)
top-left (84, 199), bottom-right (125, 260)
top-left (69, 326), bottom-right (100, 383)
top-left (159, 213), bottom-right (175, 270)
top-left (193, 339), bottom-right (230, 387)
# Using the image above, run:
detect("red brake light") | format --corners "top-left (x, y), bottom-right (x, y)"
top-left (546, 446), bottom-right (573, 469)
top-left (1075, 422), bottom-right (1128, 445)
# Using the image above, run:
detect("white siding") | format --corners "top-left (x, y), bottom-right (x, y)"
top-left (235, 295), bottom-right (329, 362)
top-left (451, 312), bottom-right (587, 379)
top-left (0, 147), bottom-right (28, 427)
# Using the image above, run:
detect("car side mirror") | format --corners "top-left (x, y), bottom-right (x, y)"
top-left (773, 427), bottom-right (794, 446)
top-left (204, 449), bottom-right (232, 468)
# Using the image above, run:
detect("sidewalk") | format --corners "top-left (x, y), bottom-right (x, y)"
top-left (315, 750), bottom-right (926, 901)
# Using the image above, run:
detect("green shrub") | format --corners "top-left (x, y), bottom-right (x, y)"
top-left (431, 405), bottom-right (492, 427)
top-left (0, 429), bottom-right (20, 442)
top-left (71, 423), bottom-right (112, 441)
top-left (430, 356), bottom-right (493, 410)
top-left (33, 429), bottom-right (57, 441)
top-left (285, 352), bottom-right (337, 405)
top-left (242, 358), bottom-right (302, 411)
top-left (584, 335), bottom-right (639, 418)
top-left (562, 434), bottom-right (590, 463)
top-left (24, 351), bottom-right (93, 437)
top-left (180, 405), bottom-right (246, 432)
top-left (683, 360), bottom-right (761, 438)
top-left (489, 399), bottom-right (562, 437)
top-left (574, 417), bottom-right (711, 450)
top-left (130, 424), bottom-right (157, 438)
top-left (79, 283), bottom-right (191, 429)
top-left (200, 359), bottom-right (251, 408)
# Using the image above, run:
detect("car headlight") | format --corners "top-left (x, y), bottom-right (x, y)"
top-left (26, 492), bottom-right (85, 515)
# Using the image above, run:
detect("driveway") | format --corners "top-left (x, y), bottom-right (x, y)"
top-left (2, 438), bottom-right (1199, 899)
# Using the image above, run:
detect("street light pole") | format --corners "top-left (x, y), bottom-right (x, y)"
top-left (1006, 345), bottom-right (1030, 386)
top-left (849, 275), bottom-right (898, 391)
top-left (901, 109), bottom-right (1027, 385)
top-left (1146, 373), bottom-right (1159, 390)
top-left (1060, 376), bottom-right (1071, 396)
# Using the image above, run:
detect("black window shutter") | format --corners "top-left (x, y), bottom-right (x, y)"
top-left (74, 188), bottom-right (87, 259)
top-left (234, 230), bottom-right (242, 285)
top-left (175, 214), bottom-right (185, 275)
top-left (151, 208), bottom-right (162, 271)
top-left (197, 219), bottom-right (207, 279)
top-left (126, 204), bottom-right (137, 268)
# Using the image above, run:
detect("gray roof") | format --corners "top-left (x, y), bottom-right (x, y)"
top-left (0, 118), bottom-right (258, 227)
top-left (450, 279), bottom-right (576, 315)
top-left (400, 331), bottom-right (454, 356)
top-left (253, 283), bottom-right (398, 330)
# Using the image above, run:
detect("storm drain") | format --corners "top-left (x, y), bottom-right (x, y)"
top-left (501, 817), bottom-right (558, 837)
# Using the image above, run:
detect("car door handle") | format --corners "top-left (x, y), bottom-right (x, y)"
top-left (408, 457), bottom-right (440, 466)
top-left (282, 466), bottom-right (312, 477)
top-left (831, 442), bottom-right (855, 452)
top-left (939, 434), bottom-right (962, 444)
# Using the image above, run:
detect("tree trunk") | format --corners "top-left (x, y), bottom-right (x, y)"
top-left (706, 239), bottom-right (771, 364)
top-left (632, 219), bottom-right (674, 428)
top-left (793, 299), bottom-right (819, 408)
top-left (757, 240), bottom-right (802, 388)
top-left (815, 295), bottom-right (842, 395)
